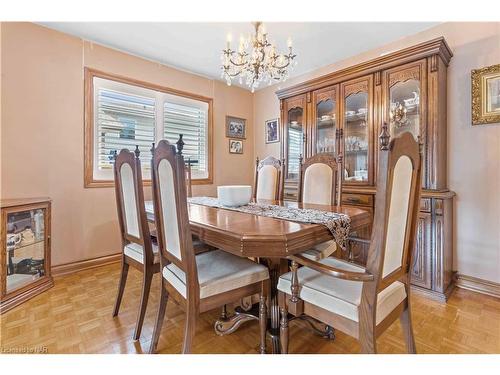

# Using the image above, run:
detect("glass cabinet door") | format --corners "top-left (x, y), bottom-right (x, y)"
top-left (286, 106), bottom-right (304, 180)
top-left (342, 78), bottom-right (372, 183)
top-left (5, 207), bottom-right (47, 293)
top-left (313, 88), bottom-right (337, 155)
top-left (385, 61), bottom-right (425, 141)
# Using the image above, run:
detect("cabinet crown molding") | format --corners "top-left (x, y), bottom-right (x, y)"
top-left (276, 37), bottom-right (452, 99)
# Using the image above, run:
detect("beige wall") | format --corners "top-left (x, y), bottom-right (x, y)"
top-left (2, 22), bottom-right (499, 283)
top-left (254, 22), bottom-right (500, 283)
top-left (0, 22), bottom-right (254, 266)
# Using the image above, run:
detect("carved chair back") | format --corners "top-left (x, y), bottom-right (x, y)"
top-left (254, 156), bottom-right (284, 201)
top-left (298, 153), bottom-right (342, 206)
top-left (185, 158), bottom-right (193, 198)
top-left (364, 129), bottom-right (422, 296)
top-left (151, 140), bottom-right (199, 299)
top-left (113, 147), bottom-right (154, 265)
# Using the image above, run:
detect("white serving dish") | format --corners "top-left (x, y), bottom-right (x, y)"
top-left (217, 185), bottom-right (252, 207)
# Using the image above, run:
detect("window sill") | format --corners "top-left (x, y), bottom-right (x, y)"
top-left (84, 177), bottom-right (213, 188)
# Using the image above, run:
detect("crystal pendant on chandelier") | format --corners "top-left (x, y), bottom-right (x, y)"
top-left (221, 22), bottom-right (297, 92)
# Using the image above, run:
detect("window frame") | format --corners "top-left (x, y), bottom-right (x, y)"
top-left (84, 68), bottom-right (213, 188)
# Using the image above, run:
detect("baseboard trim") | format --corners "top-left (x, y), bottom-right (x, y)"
top-left (52, 253), bottom-right (122, 277)
top-left (411, 281), bottom-right (455, 303)
top-left (455, 274), bottom-right (500, 299)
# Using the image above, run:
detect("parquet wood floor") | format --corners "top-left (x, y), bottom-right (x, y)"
top-left (1, 263), bottom-right (499, 354)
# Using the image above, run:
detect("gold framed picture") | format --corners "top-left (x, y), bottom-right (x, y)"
top-left (225, 116), bottom-right (246, 139)
top-left (472, 64), bottom-right (500, 125)
top-left (228, 139), bottom-right (243, 154)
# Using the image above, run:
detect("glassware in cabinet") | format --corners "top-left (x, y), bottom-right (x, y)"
top-left (313, 87), bottom-right (338, 155)
top-left (341, 76), bottom-right (373, 184)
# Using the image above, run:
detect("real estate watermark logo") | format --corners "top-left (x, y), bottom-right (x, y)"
top-left (1, 346), bottom-right (48, 354)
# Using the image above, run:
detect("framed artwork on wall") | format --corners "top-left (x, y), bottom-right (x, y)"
top-left (265, 118), bottom-right (280, 143)
top-left (472, 63), bottom-right (500, 125)
top-left (225, 116), bottom-right (246, 139)
top-left (228, 139), bottom-right (243, 154)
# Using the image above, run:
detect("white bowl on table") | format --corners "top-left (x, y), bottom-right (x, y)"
top-left (217, 185), bottom-right (252, 207)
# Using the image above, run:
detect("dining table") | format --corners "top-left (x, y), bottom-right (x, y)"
top-left (145, 198), bottom-right (371, 353)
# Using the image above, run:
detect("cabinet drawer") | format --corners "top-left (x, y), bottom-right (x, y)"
top-left (342, 193), bottom-right (373, 207)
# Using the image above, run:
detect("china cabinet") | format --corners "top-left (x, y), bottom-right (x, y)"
top-left (278, 38), bottom-right (454, 301)
top-left (1, 198), bottom-right (53, 313)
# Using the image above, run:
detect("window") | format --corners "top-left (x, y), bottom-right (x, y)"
top-left (163, 98), bottom-right (209, 179)
top-left (287, 127), bottom-right (302, 178)
top-left (85, 68), bottom-right (213, 187)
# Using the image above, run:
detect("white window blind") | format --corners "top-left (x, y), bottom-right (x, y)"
top-left (163, 99), bottom-right (209, 179)
top-left (287, 127), bottom-right (303, 177)
top-left (91, 76), bottom-right (211, 182)
top-left (95, 85), bottom-right (155, 179)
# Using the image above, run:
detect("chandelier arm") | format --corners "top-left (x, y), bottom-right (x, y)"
top-left (271, 54), bottom-right (296, 70)
top-left (228, 58), bottom-right (248, 67)
top-left (222, 69), bottom-right (243, 78)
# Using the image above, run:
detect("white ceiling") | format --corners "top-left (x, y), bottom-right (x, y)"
top-left (39, 22), bottom-right (438, 91)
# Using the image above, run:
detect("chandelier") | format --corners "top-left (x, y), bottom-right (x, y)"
top-left (221, 22), bottom-right (297, 92)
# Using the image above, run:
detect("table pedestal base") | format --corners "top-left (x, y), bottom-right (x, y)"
top-left (214, 306), bottom-right (336, 353)
top-left (290, 316), bottom-right (336, 340)
top-left (214, 305), bottom-right (259, 336)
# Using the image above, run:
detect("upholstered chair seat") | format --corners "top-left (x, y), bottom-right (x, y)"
top-left (300, 240), bottom-right (337, 261)
top-left (277, 257), bottom-right (406, 324)
top-left (124, 242), bottom-right (160, 264)
top-left (163, 249), bottom-right (269, 299)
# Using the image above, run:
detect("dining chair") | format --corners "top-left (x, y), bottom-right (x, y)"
top-left (152, 139), bottom-right (213, 256)
top-left (277, 127), bottom-right (422, 354)
top-left (112, 146), bottom-right (160, 341)
top-left (296, 152), bottom-right (343, 261)
top-left (254, 156), bottom-right (284, 201)
top-left (148, 140), bottom-right (270, 354)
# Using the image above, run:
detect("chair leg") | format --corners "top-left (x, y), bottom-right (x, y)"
top-left (182, 303), bottom-right (197, 354)
top-left (112, 261), bottom-right (129, 317)
top-left (400, 304), bottom-right (417, 353)
top-left (259, 294), bottom-right (267, 354)
top-left (359, 331), bottom-right (377, 354)
top-left (149, 280), bottom-right (169, 354)
top-left (279, 306), bottom-right (289, 354)
top-left (133, 270), bottom-right (153, 341)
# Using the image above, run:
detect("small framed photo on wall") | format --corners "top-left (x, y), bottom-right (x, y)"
top-left (229, 139), bottom-right (243, 154)
top-left (472, 63), bottom-right (500, 125)
top-left (226, 116), bottom-right (246, 139)
top-left (265, 118), bottom-right (280, 143)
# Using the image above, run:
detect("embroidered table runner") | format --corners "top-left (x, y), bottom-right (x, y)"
top-left (187, 197), bottom-right (351, 250)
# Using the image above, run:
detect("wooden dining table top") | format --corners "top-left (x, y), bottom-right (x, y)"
top-left (145, 199), bottom-right (371, 259)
